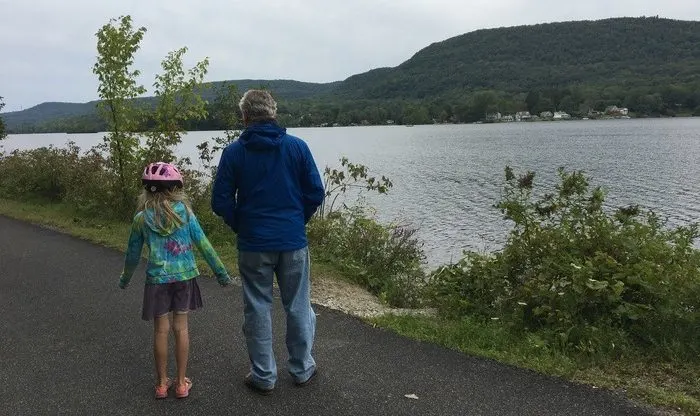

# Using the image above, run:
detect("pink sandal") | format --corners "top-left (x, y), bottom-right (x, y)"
top-left (175, 377), bottom-right (193, 399)
top-left (154, 378), bottom-right (173, 399)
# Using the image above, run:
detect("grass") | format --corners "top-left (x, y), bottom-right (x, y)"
top-left (371, 314), bottom-right (700, 415)
top-left (2, 197), bottom-right (698, 415)
top-left (0, 198), bottom-right (132, 251)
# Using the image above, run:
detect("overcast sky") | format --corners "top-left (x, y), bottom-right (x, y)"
top-left (1, 0), bottom-right (699, 112)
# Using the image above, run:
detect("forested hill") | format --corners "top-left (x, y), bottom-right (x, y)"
top-left (2, 79), bottom-right (339, 131)
top-left (202, 79), bottom-right (340, 101)
top-left (336, 17), bottom-right (700, 99)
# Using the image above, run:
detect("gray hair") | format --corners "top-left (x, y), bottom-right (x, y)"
top-left (239, 89), bottom-right (277, 123)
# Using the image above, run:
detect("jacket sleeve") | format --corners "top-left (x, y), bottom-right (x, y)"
top-left (119, 214), bottom-right (145, 287)
top-left (300, 141), bottom-right (325, 223)
top-left (211, 146), bottom-right (238, 232)
top-left (189, 213), bottom-right (230, 283)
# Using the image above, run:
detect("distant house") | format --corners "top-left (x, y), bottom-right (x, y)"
top-left (540, 111), bottom-right (553, 119)
top-left (553, 111), bottom-right (571, 120)
top-left (515, 111), bottom-right (532, 121)
top-left (605, 106), bottom-right (629, 116)
top-left (502, 114), bottom-right (515, 122)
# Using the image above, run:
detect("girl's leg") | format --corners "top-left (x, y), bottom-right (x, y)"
top-left (154, 314), bottom-right (170, 386)
top-left (172, 312), bottom-right (189, 386)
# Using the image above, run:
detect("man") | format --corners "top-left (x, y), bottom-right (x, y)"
top-left (211, 89), bottom-right (325, 395)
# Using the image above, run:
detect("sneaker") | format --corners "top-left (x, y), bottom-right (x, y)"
top-left (175, 378), bottom-right (193, 399)
top-left (294, 368), bottom-right (318, 387)
top-left (244, 373), bottom-right (274, 396)
top-left (154, 378), bottom-right (173, 400)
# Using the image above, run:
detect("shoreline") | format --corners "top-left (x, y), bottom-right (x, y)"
top-left (3, 114), bottom-right (698, 136)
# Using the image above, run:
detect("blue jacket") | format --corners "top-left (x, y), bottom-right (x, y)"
top-left (211, 122), bottom-right (325, 252)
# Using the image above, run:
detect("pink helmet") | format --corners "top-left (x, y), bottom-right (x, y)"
top-left (142, 162), bottom-right (184, 191)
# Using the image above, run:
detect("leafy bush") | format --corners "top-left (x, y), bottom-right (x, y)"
top-left (307, 158), bottom-right (425, 307)
top-left (60, 144), bottom-right (117, 217)
top-left (308, 205), bottom-right (425, 307)
top-left (0, 143), bottom-right (124, 218)
top-left (429, 167), bottom-right (700, 357)
top-left (0, 146), bottom-right (71, 202)
top-left (317, 156), bottom-right (392, 218)
top-left (0, 141), bottom-right (239, 242)
top-left (182, 173), bottom-right (234, 245)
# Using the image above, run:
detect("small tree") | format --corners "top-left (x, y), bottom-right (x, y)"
top-left (196, 83), bottom-right (241, 175)
top-left (197, 83), bottom-right (241, 178)
top-left (211, 82), bottom-right (241, 131)
top-left (93, 15), bottom-right (147, 217)
top-left (187, 83), bottom-right (242, 241)
top-left (143, 47), bottom-right (209, 163)
top-left (317, 157), bottom-right (393, 218)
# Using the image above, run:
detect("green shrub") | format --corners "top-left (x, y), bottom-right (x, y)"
top-left (0, 146), bottom-right (72, 202)
top-left (181, 171), bottom-right (235, 246)
top-left (429, 167), bottom-right (700, 357)
top-left (61, 144), bottom-right (119, 217)
top-left (308, 205), bottom-right (425, 307)
top-left (0, 143), bottom-right (126, 218)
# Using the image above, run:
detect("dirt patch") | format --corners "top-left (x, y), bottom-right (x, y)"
top-left (311, 273), bottom-right (435, 319)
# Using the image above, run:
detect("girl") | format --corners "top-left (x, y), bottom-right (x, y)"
top-left (118, 162), bottom-right (231, 399)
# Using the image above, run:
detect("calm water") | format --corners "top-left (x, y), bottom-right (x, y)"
top-left (4, 118), bottom-right (700, 267)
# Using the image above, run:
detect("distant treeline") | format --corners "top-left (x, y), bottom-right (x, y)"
top-left (6, 82), bottom-right (700, 134)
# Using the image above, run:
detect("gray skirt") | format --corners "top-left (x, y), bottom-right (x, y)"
top-left (141, 278), bottom-right (203, 321)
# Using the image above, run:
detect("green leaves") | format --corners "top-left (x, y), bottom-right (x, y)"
top-left (318, 157), bottom-right (393, 218)
top-left (195, 83), bottom-right (242, 179)
top-left (93, 15), bottom-right (212, 217)
top-left (143, 47), bottom-right (210, 163)
top-left (93, 15), bottom-right (146, 118)
top-left (93, 15), bottom-right (147, 218)
top-left (307, 203), bottom-right (425, 308)
top-left (431, 166), bottom-right (700, 357)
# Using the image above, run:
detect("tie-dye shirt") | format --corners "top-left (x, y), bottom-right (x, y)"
top-left (119, 201), bottom-right (230, 286)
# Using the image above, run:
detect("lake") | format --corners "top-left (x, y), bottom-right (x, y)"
top-left (4, 118), bottom-right (700, 267)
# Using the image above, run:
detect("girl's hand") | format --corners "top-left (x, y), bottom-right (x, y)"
top-left (217, 274), bottom-right (232, 287)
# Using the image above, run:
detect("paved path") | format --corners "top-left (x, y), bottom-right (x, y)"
top-left (0, 216), bottom-right (657, 415)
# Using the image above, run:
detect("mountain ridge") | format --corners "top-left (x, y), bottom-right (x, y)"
top-left (3, 16), bottom-right (700, 131)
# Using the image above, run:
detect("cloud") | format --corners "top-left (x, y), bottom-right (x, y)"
top-left (1, 0), bottom-right (699, 111)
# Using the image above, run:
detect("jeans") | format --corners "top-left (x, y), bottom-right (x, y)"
top-left (238, 247), bottom-right (316, 388)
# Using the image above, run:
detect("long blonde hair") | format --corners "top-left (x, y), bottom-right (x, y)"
top-left (137, 188), bottom-right (192, 234)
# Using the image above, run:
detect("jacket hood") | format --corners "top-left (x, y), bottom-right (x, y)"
top-left (239, 122), bottom-right (286, 151)
top-left (143, 201), bottom-right (189, 236)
